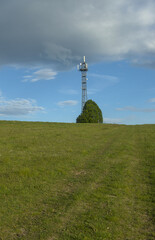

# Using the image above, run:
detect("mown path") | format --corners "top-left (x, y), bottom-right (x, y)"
top-left (0, 122), bottom-right (154, 239)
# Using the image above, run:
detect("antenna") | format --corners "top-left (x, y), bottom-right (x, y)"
top-left (78, 56), bottom-right (88, 112)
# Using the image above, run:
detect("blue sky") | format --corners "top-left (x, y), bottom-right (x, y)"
top-left (0, 0), bottom-right (155, 124)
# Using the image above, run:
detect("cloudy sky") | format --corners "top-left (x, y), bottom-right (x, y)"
top-left (0, 0), bottom-right (155, 124)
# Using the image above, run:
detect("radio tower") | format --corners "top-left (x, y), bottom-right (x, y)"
top-left (78, 56), bottom-right (88, 112)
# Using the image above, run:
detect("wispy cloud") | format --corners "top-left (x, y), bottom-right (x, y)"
top-left (148, 98), bottom-right (155, 103)
top-left (23, 69), bottom-right (57, 82)
top-left (116, 106), bottom-right (155, 113)
top-left (59, 89), bottom-right (78, 95)
top-left (57, 100), bottom-right (78, 107)
top-left (87, 73), bottom-right (119, 95)
top-left (0, 98), bottom-right (44, 116)
top-left (104, 118), bottom-right (124, 124)
top-left (89, 73), bottom-right (119, 83)
top-left (87, 88), bottom-right (99, 95)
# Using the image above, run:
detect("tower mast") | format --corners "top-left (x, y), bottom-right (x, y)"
top-left (78, 56), bottom-right (88, 112)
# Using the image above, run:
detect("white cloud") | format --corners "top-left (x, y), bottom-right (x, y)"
top-left (116, 106), bottom-right (155, 112)
top-left (57, 100), bottom-right (78, 107)
top-left (23, 69), bottom-right (57, 82)
top-left (148, 98), bottom-right (155, 103)
top-left (0, 98), bottom-right (44, 116)
top-left (0, 0), bottom-right (155, 69)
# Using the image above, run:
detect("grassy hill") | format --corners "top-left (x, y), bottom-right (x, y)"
top-left (0, 121), bottom-right (154, 239)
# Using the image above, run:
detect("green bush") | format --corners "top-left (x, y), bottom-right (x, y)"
top-left (76, 100), bottom-right (103, 123)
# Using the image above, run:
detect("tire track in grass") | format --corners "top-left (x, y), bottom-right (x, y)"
top-left (49, 126), bottom-right (154, 240)
top-left (46, 126), bottom-right (133, 239)
top-left (1, 124), bottom-right (154, 239)
top-left (12, 126), bottom-right (124, 240)
top-left (14, 126), bottom-right (138, 240)
top-left (0, 124), bottom-right (120, 240)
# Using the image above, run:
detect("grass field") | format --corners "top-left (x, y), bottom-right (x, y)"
top-left (0, 121), bottom-right (154, 240)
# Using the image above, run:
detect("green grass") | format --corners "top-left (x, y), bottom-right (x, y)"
top-left (0, 121), bottom-right (154, 240)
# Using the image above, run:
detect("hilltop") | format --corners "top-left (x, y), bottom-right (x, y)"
top-left (0, 121), bottom-right (154, 239)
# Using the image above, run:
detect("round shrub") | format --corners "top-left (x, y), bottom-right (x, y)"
top-left (76, 100), bottom-right (103, 123)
